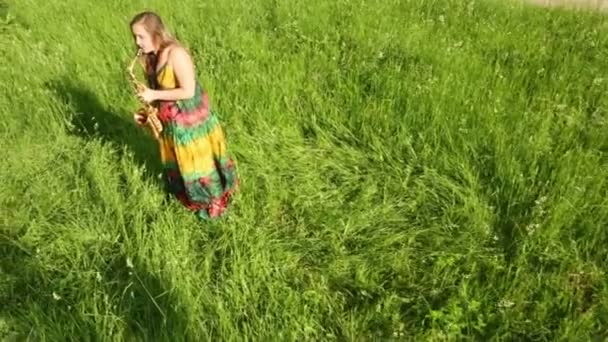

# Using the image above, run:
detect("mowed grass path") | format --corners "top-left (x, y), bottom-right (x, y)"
top-left (1, 0), bottom-right (607, 340)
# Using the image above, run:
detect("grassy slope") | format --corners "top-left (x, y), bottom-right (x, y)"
top-left (1, 0), bottom-right (607, 340)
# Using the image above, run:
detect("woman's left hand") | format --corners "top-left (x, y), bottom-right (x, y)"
top-left (138, 87), bottom-right (157, 103)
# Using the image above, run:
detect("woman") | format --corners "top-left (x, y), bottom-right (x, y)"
top-left (130, 11), bottom-right (238, 220)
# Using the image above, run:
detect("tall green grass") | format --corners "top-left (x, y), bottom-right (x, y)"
top-left (1, 0), bottom-right (607, 340)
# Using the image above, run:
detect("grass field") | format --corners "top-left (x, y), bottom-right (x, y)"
top-left (1, 0), bottom-right (607, 340)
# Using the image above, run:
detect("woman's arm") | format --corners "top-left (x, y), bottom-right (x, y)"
top-left (139, 47), bottom-right (197, 102)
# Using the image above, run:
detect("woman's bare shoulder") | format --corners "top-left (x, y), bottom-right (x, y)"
top-left (168, 44), bottom-right (194, 67)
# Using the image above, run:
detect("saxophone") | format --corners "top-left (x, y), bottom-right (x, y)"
top-left (128, 49), bottom-right (163, 140)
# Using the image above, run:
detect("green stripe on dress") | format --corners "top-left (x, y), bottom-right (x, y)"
top-left (176, 83), bottom-right (203, 112)
top-left (164, 113), bottom-right (220, 146)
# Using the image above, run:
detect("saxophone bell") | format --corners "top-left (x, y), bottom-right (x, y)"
top-left (128, 48), bottom-right (164, 140)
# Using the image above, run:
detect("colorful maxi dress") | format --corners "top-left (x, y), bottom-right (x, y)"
top-left (146, 56), bottom-right (238, 220)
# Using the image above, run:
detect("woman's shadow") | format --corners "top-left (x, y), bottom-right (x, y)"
top-left (46, 76), bottom-right (164, 185)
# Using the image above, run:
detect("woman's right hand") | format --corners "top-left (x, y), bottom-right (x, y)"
top-left (134, 111), bottom-right (147, 126)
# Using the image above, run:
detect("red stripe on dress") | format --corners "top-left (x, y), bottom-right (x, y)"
top-left (158, 91), bottom-right (210, 127)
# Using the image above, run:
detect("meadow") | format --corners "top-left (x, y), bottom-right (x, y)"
top-left (1, 0), bottom-right (607, 340)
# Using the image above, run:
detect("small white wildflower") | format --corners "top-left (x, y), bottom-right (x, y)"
top-left (526, 223), bottom-right (540, 235)
top-left (535, 196), bottom-right (547, 206)
top-left (498, 299), bottom-right (514, 308)
top-left (52, 292), bottom-right (61, 301)
top-left (126, 257), bottom-right (134, 268)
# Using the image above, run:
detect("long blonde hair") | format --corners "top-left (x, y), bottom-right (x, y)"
top-left (130, 11), bottom-right (177, 52)
top-left (129, 11), bottom-right (182, 86)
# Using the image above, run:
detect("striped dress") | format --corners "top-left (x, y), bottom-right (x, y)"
top-left (146, 53), bottom-right (238, 220)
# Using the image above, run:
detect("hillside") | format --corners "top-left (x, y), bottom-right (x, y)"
top-left (1, 0), bottom-right (607, 340)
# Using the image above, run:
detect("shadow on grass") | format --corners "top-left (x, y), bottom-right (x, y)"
top-left (0, 234), bottom-right (192, 340)
top-left (44, 76), bottom-right (164, 186)
top-left (101, 250), bottom-right (194, 340)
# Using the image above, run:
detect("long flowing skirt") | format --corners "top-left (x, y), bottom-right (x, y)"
top-left (156, 85), bottom-right (238, 219)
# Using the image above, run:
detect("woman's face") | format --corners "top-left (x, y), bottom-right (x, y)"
top-left (132, 23), bottom-right (155, 53)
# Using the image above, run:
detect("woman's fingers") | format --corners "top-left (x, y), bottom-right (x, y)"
top-left (134, 113), bottom-right (147, 125)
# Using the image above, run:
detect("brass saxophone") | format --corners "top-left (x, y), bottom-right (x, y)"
top-left (128, 49), bottom-right (163, 140)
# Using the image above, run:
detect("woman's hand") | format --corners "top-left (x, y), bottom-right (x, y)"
top-left (134, 109), bottom-right (147, 126)
top-left (137, 86), bottom-right (157, 103)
